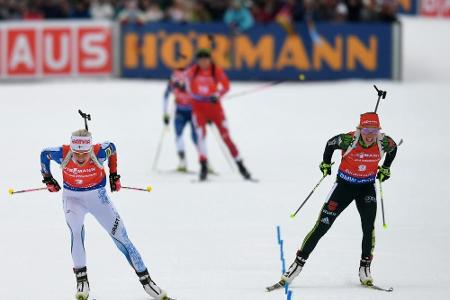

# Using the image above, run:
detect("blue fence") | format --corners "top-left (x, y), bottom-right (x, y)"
top-left (121, 21), bottom-right (401, 81)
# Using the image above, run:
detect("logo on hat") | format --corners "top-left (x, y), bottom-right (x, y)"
top-left (359, 112), bottom-right (380, 128)
top-left (72, 139), bottom-right (91, 145)
top-left (70, 135), bottom-right (92, 152)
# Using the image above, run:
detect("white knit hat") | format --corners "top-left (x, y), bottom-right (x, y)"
top-left (70, 129), bottom-right (92, 153)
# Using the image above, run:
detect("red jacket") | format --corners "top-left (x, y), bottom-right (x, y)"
top-left (186, 64), bottom-right (230, 102)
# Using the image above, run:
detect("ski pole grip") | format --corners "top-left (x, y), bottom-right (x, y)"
top-left (78, 109), bottom-right (91, 121)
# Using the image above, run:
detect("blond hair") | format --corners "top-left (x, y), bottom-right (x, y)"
top-left (71, 129), bottom-right (91, 137)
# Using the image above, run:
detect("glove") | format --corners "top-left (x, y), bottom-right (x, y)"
top-left (209, 95), bottom-right (219, 104)
top-left (319, 162), bottom-right (332, 176)
top-left (163, 114), bottom-right (170, 125)
top-left (42, 176), bottom-right (61, 192)
top-left (376, 166), bottom-right (390, 182)
top-left (173, 81), bottom-right (185, 90)
top-left (109, 173), bottom-right (121, 192)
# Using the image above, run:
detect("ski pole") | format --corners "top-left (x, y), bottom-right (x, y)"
top-left (152, 126), bottom-right (169, 171)
top-left (290, 162), bottom-right (334, 219)
top-left (377, 138), bottom-right (404, 229)
top-left (290, 175), bottom-right (327, 219)
top-left (377, 136), bottom-right (404, 229)
top-left (78, 109), bottom-right (91, 131)
top-left (8, 187), bottom-right (47, 195)
top-left (373, 85), bottom-right (387, 113)
top-left (210, 124), bottom-right (236, 173)
top-left (378, 180), bottom-right (388, 229)
top-left (224, 73), bottom-right (309, 101)
top-left (225, 80), bottom-right (286, 100)
top-left (122, 186), bottom-right (152, 192)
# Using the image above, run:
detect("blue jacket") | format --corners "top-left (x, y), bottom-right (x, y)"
top-left (224, 7), bottom-right (254, 32)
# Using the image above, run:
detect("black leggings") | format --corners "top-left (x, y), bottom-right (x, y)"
top-left (299, 179), bottom-right (377, 259)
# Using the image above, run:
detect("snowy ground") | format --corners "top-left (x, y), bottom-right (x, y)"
top-left (1, 17), bottom-right (450, 300)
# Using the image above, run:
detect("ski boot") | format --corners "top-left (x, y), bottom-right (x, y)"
top-left (74, 267), bottom-right (90, 300)
top-left (207, 161), bottom-right (216, 175)
top-left (236, 160), bottom-right (251, 180)
top-left (281, 250), bottom-right (307, 284)
top-left (177, 151), bottom-right (188, 172)
top-left (267, 251), bottom-right (307, 292)
top-left (359, 256), bottom-right (373, 286)
top-left (199, 160), bottom-right (208, 181)
top-left (137, 269), bottom-right (173, 300)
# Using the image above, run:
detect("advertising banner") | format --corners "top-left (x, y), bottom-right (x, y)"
top-left (420, 0), bottom-right (450, 17)
top-left (121, 22), bottom-right (401, 81)
top-left (0, 21), bottom-right (113, 79)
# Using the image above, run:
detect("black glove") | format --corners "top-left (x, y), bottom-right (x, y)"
top-left (209, 95), bottom-right (219, 104)
top-left (109, 173), bottom-right (121, 192)
top-left (42, 176), bottom-right (61, 192)
top-left (319, 162), bottom-right (332, 176)
top-left (163, 114), bottom-right (170, 125)
top-left (376, 166), bottom-right (390, 182)
top-left (173, 81), bottom-right (185, 90)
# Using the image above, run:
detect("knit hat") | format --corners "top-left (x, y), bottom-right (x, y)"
top-left (70, 129), bottom-right (92, 153)
top-left (359, 112), bottom-right (380, 128)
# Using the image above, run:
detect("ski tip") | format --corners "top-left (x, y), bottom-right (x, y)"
top-left (191, 179), bottom-right (207, 183)
top-left (246, 178), bottom-right (259, 183)
top-left (8, 188), bottom-right (14, 195)
top-left (361, 282), bottom-right (394, 292)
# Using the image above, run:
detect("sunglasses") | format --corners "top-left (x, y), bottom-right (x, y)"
top-left (361, 127), bottom-right (380, 134)
top-left (197, 53), bottom-right (211, 59)
top-left (72, 148), bottom-right (92, 155)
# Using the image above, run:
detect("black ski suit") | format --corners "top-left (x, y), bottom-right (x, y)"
top-left (299, 132), bottom-right (397, 259)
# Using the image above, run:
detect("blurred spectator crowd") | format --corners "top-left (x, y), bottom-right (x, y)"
top-left (0, 0), bottom-right (398, 26)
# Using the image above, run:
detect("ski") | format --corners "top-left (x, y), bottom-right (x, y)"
top-left (191, 178), bottom-right (207, 183)
top-left (191, 177), bottom-right (259, 184)
top-left (246, 178), bottom-right (260, 183)
top-left (362, 283), bottom-right (393, 292)
top-left (157, 169), bottom-right (197, 175)
top-left (75, 296), bottom-right (96, 300)
top-left (75, 293), bottom-right (89, 300)
top-left (157, 169), bottom-right (219, 176)
top-left (265, 280), bottom-right (286, 292)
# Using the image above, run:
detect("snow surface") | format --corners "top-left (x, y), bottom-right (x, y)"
top-left (1, 17), bottom-right (450, 300)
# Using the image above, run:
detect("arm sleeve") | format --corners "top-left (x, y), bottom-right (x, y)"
top-left (323, 134), bottom-right (352, 164)
top-left (40, 147), bottom-right (63, 177)
top-left (163, 82), bottom-right (172, 115)
top-left (381, 136), bottom-right (397, 168)
top-left (185, 67), bottom-right (196, 98)
top-left (216, 68), bottom-right (230, 97)
top-left (97, 142), bottom-right (118, 173)
top-left (106, 142), bottom-right (118, 173)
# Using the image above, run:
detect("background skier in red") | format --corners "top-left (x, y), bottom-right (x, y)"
top-left (186, 48), bottom-right (252, 181)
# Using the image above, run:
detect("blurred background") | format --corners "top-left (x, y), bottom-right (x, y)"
top-left (0, 0), bottom-right (417, 82)
top-left (0, 0), bottom-right (400, 23)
